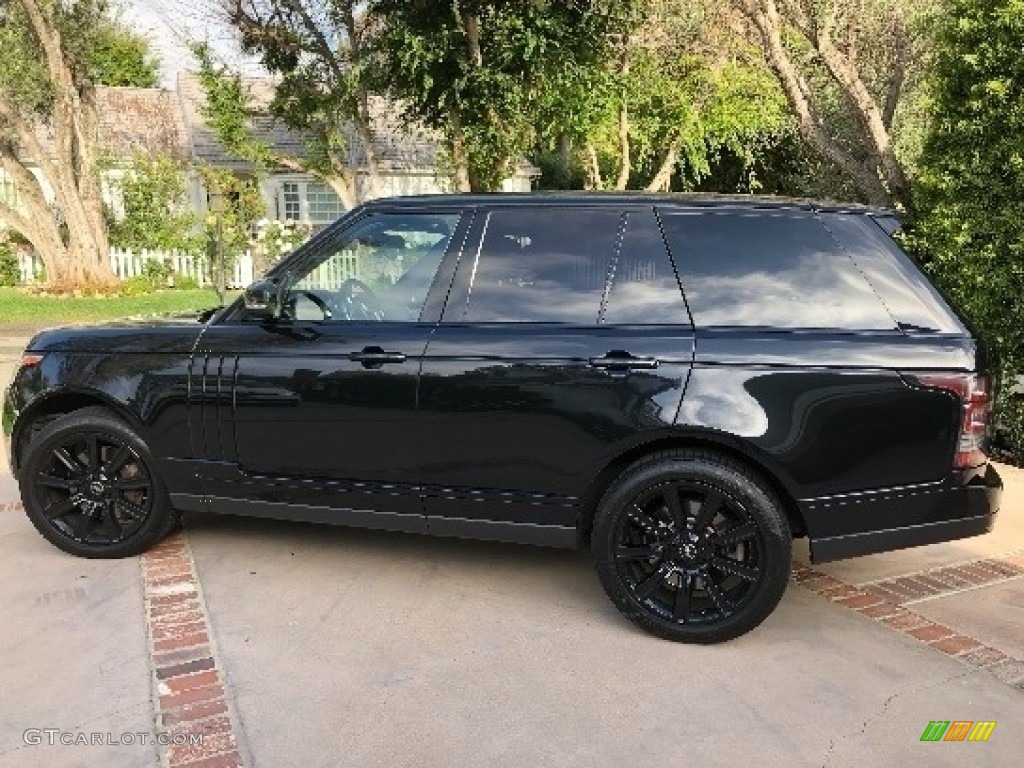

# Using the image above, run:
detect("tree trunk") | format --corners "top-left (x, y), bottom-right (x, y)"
top-left (615, 103), bottom-right (631, 190)
top-left (446, 113), bottom-right (473, 193)
top-left (738, 0), bottom-right (895, 208)
top-left (646, 140), bottom-right (681, 192)
top-left (14, 0), bottom-right (115, 290)
top-left (583, 142), bottom-right (603, 190)
top-left (814, 28), bottom-right (915, 215)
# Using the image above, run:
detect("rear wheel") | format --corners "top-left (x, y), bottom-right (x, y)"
top-left (592, 449), bottom-right (791, 643)
top-left (19, 407), bottom-right (177, 558)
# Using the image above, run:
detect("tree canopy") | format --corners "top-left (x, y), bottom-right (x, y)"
top-left (913, 0), bottom-right (1024, 454)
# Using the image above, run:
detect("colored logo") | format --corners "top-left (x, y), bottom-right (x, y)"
top-left (920, 721), bottom-right (996, 742)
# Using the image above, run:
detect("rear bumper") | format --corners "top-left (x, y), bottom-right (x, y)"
top-left (806, 464), bottom-right (1002, 563)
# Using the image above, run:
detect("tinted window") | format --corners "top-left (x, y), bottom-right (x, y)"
top-left (822, 213), bottom-right (964, 333)
top-left (462, 208), bottom-right (624, 323)
top-left (285, 212), bottom-right (459, 322)
top-left (659, 210), bottom-right (896, 330)
top-left (601, 209), bottom-right (689, 325)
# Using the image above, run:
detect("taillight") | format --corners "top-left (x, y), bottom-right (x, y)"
top-left (913, 373), bottom-right (992, 468)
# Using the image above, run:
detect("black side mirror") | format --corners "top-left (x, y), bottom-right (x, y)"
top-left (243, 277), bottom-right (284, 320)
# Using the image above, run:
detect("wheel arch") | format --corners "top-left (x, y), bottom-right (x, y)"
top-left (578, 431), bottom-right (806, 544)
top-left (11, 389), bottom-right (145, 473)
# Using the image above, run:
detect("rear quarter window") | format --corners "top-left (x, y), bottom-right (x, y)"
top-left (658, 209), bottom-right (897, 330)
top-left (820, 212), bottom-right (965, 334)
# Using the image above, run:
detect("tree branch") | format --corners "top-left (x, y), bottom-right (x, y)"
top-left (738, 0), bottom-right (890, 205)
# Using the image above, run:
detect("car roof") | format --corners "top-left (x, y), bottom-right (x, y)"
top-left (363, 192), bottom-right (896, 217)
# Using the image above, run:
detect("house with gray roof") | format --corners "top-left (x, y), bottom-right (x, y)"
top-left (2, 74), bottom-right (537, 235)
top-left (172, 72), bottom-right (536, 228)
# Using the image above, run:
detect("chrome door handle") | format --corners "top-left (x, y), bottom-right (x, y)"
top-left (588, 353), bottom-right (660, 371)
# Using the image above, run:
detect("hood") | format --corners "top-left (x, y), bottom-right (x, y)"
top-left (25, 314), bottom-right (211, 355)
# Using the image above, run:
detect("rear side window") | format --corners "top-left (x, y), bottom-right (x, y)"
top-left (462, 208), bottom-right (623, 323)
top-left (821, 213), bottom-right (965, 333)
top-left (659, 210), bottom-right (896, 330)
top-left (601, 208), bottom-right (689, 325)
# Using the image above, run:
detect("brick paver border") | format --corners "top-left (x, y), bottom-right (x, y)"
top-left (142, 532), bottom-right (247, 768)
top-left (793, 552), bottom-right (1024, 691)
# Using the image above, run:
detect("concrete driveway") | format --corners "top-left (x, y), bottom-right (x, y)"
top-left (1, 337), bottom-right (1022, 768)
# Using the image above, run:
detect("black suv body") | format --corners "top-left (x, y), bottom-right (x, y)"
top-left (3, 194), bottom-right (1003, 642)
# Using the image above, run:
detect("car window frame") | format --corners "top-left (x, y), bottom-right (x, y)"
top-left (223, 206), bottom-right (471, 326)
top-left (443, 204), bottom-right (652, 327)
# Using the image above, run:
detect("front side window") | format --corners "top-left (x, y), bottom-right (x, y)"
top-left (282, 212), bottom-right (459, 322)
top-left (460, 208), bottom-right (624, 323)
top-left (659, 210), bottom-right (896, 330)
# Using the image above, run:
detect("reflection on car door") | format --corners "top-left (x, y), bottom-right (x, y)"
top-left (191, 208), bottom-right (467, 533)
top-left (417, 205), bottom-right (695, 546)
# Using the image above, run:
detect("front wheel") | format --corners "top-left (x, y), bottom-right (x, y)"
top-left (592, 449), bottom-right (791, 643)
top-left (19, 407), bottom-right (178, 558)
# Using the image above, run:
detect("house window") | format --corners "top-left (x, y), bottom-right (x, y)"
top-left (0, 169), bottom-right (18, 208)
top-left (306, 182), bottom-right (342, 222)
top-left (281, 182), bottom-right (301, 221)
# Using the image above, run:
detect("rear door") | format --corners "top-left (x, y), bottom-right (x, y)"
top-left (417, 205), bottom-right (695, 545)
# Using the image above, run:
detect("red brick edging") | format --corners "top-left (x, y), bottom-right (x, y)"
top-left (0, 500), bottom-right (23, 512)
top-left (142, 532), bottom-right (247, 767)
top-left (793, 554), bottom-right (1024, 691)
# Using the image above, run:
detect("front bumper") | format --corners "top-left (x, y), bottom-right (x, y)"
top-left (2, 378), bottom-right (18, 476)
top-left (806, 464), bottom-right (1003, 563)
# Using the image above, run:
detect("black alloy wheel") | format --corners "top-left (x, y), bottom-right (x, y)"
top-left (593, 449), bottom-right (791, 643)
top-left (20, 407), bottom-right (177, 558)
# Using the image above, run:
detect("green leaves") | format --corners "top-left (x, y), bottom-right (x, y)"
top-left (915, 0), bottom-right (1024, 458)
top-left (107, 153), bottom-right (198, 253)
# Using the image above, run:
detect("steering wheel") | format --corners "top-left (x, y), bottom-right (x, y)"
top-left (282, 289), bottom-right (335, 321)
top-left (336, 278), bottom-right (384, 321)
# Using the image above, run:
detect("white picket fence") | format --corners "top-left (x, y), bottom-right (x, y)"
top-left (17, 248), bottom-right (256, 288)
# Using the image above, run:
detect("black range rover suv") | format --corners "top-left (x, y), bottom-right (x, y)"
top-left (3, 194), bottom-right (1002, 643)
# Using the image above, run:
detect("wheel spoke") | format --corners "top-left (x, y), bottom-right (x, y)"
top-left (59, 512), bottom-right (94, 540)
top-left (634, 563), bottom-right (672, 600)
top-left (36, 473), bottom-right (71, 490)
top-left (85, 434), bottom-right (100, 472)
top-left (113, 477), bottom-right (150, 492)
top-left (673, 572), bottom-right (693, 622)
top-left (712, 555), bottom-right (759, 582)
top-left (628, 505), bottom-right (660, 537)
top-left (715, 521), bottom-right (759, 548)
top-left (103, 445), bottom-right (132, 475)
top-left (43, 496), bottom-right (76, 520)
top-left (53, 447), bottom-right (84, 475)
top-left (702, 569), bottom-right (729, 614)
top-left (663, 485), bottom-right (686, 528)
top-left (616, 544), bottom-right (662, 563)
top-left (115, 498), bottom-right (147, 522)
top-left (693, 490), bottom-right (723, 529)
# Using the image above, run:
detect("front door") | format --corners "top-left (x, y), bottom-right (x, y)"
top-left (197, 208), bottom-right (466, 531)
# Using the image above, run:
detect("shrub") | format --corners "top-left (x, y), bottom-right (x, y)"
top-left (174, 274), bottom-right (200, 291)
top-left (0, 244), bottom-right (19, 287)
top-left (120, 275), bottom-right (152, 296)
top-left (141, 259), bottom-right (173, 288)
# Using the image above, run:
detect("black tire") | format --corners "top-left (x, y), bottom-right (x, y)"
top-left (592, 449), bottom-right (791, 643)
top-left (18, 407), bottom-right (177, 558)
